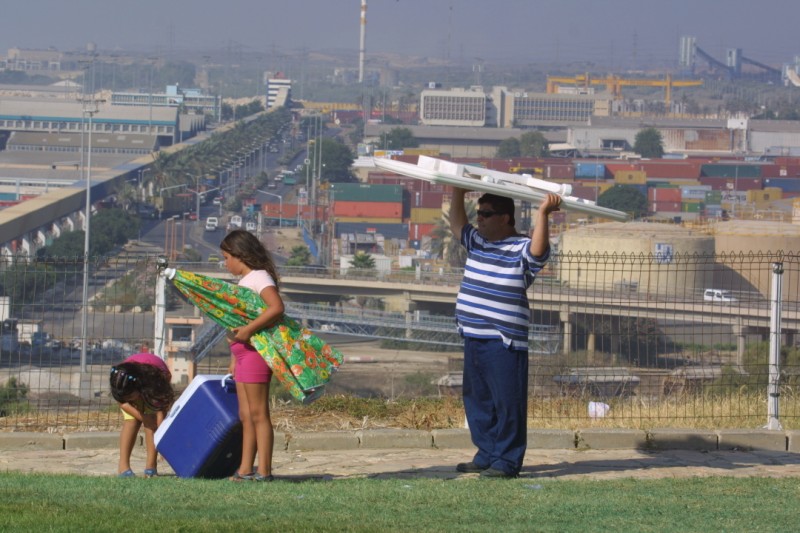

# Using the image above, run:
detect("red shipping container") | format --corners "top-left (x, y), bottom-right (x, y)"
top-left (648, 188), bottom-right (681, 202)
top-left (545, 164), bottom-right (575, 180)
top-left (698, 177), bottom-right (763, 191)
top-left (333, 201), bottom-right (402, 219)
top-left (408, 223), bottom-right (437, 240)
top-left (636, 161), bottom-right (702, 179)
top-left (651, 201), bottom-right (682, 213)
top-left (411, 191), bottom-right (445, 208)
top-left (759, 164), bottom-right (783, 178)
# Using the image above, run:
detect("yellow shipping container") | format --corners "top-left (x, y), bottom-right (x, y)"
top-left (403, 148), bottom-right (440, 157)
top-left (410, 207), bottom-right (443, 224)
top-left (747, 187), bottom-right (783, 205)
top-left (333, 216), bottom-right (402, 224)
top-left (597, 182), bottom-right (615, 194)
top-left (614, 170), bottom-right (647, 185)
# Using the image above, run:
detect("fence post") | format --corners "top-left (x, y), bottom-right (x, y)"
top-left (765, 261), bottom-right (784, 430)
top-left (154, 258), bottom-right (169, 360)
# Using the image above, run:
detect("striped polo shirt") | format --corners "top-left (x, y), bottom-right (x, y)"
top-left (455, 225), bottom-right (550, 351)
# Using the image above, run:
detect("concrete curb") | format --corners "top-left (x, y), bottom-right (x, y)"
top-left (1, 428), bottom-right (798, 453)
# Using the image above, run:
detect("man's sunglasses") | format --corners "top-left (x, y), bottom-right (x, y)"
top-left (476, 210), bottom-right (504, 218)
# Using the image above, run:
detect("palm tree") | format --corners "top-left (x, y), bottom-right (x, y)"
top-left (428, 199), bottom-right (476, 267)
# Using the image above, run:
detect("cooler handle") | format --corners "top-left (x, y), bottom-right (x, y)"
top-left (221, 374), bottom-right (236, 393)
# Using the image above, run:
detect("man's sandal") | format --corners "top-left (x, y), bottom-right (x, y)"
top-left (230, 471), bottom-right (255, 481)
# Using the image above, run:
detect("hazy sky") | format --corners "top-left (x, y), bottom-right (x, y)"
top-left (3, 0), bottom-right (798, 67)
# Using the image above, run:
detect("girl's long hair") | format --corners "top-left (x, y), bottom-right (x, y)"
top-left (220, 229), bottom-right (280, 288)
top-left (109, 361), bottom-right (174, 410)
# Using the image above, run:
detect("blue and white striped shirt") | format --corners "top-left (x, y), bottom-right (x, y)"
top-left (455, 225), bottom-right (550, 351)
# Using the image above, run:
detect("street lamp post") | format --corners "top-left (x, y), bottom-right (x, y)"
top-left (257, 189), bottom-right (282, 228)
top-left (78, 97), bottom-right (103, 375)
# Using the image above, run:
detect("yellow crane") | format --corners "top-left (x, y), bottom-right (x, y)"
top-left (546, 73), bottom-right (703, 107)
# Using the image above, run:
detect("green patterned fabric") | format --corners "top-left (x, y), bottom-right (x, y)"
top-left (169, 269), bottom-right (343, 403)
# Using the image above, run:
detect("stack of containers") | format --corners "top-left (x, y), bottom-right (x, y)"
top-left (649, 185), bottom-right (681, 213)
top-left (330, 183), bottom-right (408, 240)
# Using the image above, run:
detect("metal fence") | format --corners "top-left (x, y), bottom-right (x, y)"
top-left (0, 251), bottom-right (797, 431)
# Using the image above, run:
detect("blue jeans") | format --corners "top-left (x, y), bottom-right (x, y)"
top-left (462, 337), bottom-right (529, 475)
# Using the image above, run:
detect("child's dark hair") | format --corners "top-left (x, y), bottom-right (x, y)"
top-left (220, 229), bottom-right (280, 288)
top-left (110, 362), bottom-right (174, 410)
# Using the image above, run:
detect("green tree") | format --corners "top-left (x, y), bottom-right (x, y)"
top-left (598, 185), bottom-right (648, 219)
top-left (633, 127), bottom-right (665, 158)
top-left (496, 137), bottom-right (521, 158)
top-left (308, 137), bottom-right (355, 183)
top-left (0, 262), bottom-right (55, 311)
top-left (286, 246), bottom-right (312, 267)
top-left (377, 127), bottom-right (419, 150)
top-left (351, 252), bottom-right (376, 270)
top-left (519, 131), bottom-right (550, 157)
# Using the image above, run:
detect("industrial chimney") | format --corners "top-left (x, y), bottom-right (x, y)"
top-left (359, 0), bottom-right (367, 83)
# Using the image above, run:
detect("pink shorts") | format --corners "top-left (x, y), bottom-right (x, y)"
top-left (230, 341), bottom-right (272, 383)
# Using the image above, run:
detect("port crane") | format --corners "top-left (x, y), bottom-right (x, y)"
top-left (546, 73), bottom-right (703, 107)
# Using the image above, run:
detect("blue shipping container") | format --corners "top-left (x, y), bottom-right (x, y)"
top-left (574, 162), bottom-right (607, 179)
top-left (763, 178), bottom-right (800, 193)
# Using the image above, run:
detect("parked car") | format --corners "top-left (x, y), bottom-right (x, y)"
top-left (245, 221), bottom-right (257, 232)
top-left (205, 217), bottom-right (219, 232)
top-left (703, 289), bottom-right (736, 303)
top-left (229, 215), bottom-right (243, 228)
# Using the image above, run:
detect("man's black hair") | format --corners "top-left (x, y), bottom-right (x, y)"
top-left (477, 193), bottom-right (516, 227)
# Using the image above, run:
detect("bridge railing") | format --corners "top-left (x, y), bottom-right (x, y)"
top-left (0, 251), bottom-right (797, 431)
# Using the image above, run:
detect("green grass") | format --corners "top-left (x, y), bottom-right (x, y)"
top-left (1, 474), bottom-right (798, 532)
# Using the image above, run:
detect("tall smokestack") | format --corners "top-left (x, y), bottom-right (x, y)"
top-left (359, 0), bottom-right (367, 83)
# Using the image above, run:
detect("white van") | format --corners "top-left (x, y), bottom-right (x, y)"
top-left (703, 289), bottom-right (736, 303)
top-left (229, 215), bottom-right (243, 229)
top-left (204, 217), bottom-right (219, 232)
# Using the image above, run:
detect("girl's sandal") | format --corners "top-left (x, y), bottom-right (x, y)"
top-left (230, 471), bottom-right (255, 481)
top-left (143, 468), bottom-right (158, 478)
top-left (253, 473), bottom-right (274, 482)
top-left (117, 469), bottom-right (135, 478)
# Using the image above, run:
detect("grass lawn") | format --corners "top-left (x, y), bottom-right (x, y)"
top-left (1, 473), bottom-right (797, 532)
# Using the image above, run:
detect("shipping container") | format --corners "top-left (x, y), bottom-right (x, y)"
top-left (651, 201), bottom-right (682, 213)
top-left (408, 223), bottom-right (437, 240)
top-left (544, 164), bottom-right (575, 180)
top-left (763, 177), bottom-right (800, 193)
top-left (613, 170), bottom-right (647, 185)
top-left (570, 185), bottom-right (599, 202)
top-left (409, 207), bottom-right (443, 224)
top-left (700, 163), bottom-right (761, 179)
top-left (412, 191), bottom-right (445, 208)
top-left (333, 201), bottom-right (402, 219)
top-left (747, 187), bottom-right (782, 204)
top-left (704, 191), bottom-right (723, 204)
top-left (636, 161), bottom-right (702, 180)
top-left (329, 183), bottom-right (403, 203)
top-left (681, 185), bottom-right (712, 200)
top-left (334, 216), bottom-right (402, 224)
top-left (574, 162), bottom-right (607, 179)
top-left (648, 188), bottom-right (681, 203)
top-left (681, 201), bottom-right (704, 213)
top-left (698, 177), bottom-right (763, 191)
top-left (334, 222), bottom-right (409, 240)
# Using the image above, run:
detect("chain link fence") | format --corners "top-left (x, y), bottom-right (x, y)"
top-left (0, 251), bottom-right (797, 431)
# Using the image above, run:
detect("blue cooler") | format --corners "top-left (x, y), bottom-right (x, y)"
top-left (155, 374), bottom-right (242, 478)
